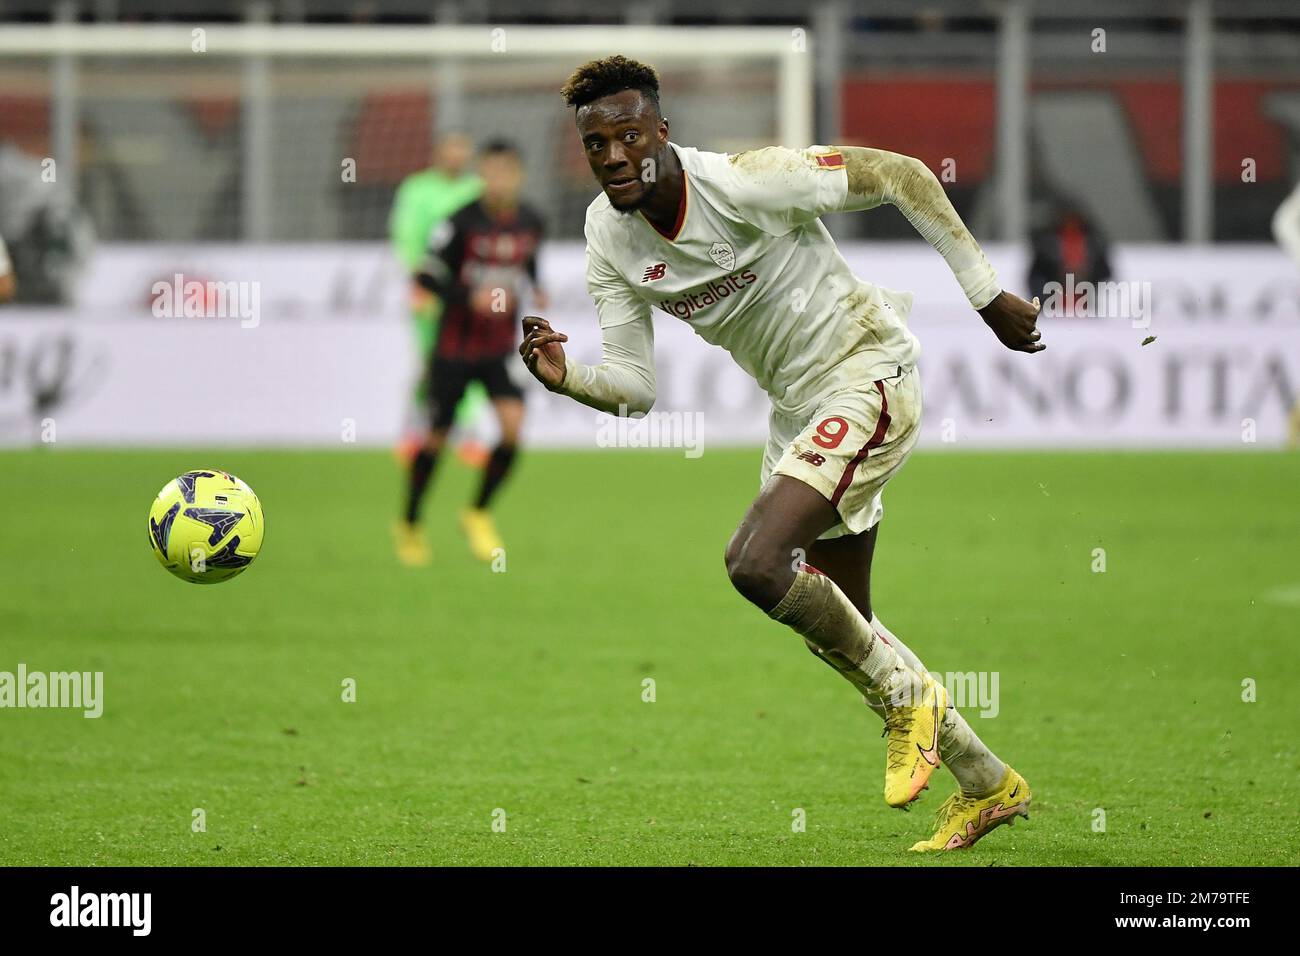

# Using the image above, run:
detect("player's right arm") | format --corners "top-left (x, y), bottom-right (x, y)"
top-left (414, 217), bottom-right (468, 308)
top-left (519, 242), bottom-right (656, 416)
top-left (725, 144), bottom-right (1041, 353)
top-left (836, 146), bottom-right (1043, 353)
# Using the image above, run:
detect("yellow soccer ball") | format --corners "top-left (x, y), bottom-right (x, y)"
top-left (147, 470), bottom-right (265, 584)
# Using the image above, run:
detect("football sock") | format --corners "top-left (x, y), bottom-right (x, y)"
top-left (474, 443), bottom-right (517, 510)
top-left (405, 447), bottom-right (439, 524)
top-left (769, 565), bottom-right (918, 699)
top-left (868, 615), bottom-right (1007, 797)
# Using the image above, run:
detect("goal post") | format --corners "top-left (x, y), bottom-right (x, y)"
top-left (0, 23), bottom-right (814, 242)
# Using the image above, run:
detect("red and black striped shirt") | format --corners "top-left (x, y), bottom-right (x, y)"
top-left (416, 200), bottom-right (545, 361)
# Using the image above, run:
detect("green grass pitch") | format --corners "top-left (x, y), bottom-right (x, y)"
top-left (0, 447), bottom-right (1296, 866)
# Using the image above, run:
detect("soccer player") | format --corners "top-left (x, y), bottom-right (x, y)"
top-left (398, 139), bottom-right (545, 565)
top-left (521, 56), bottom-right (1043, 851)
top-left (389, 132), bottom-right (491, 467)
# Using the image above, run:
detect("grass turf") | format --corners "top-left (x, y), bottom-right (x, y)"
top-left (0, 447), bottom-right (1296, 866)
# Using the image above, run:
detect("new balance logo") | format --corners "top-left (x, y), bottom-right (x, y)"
top-left (797, 451), bottom-right (826, 467)
top-left (641, 262), bottom-right (667, 283)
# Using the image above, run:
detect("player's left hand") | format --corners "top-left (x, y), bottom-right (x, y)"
top-left (520, 316), bottom-right (569, 390)
top-left (978, 291), bottom-right (1044, 353)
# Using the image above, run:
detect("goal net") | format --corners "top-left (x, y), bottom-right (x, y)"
top-left (0, 24), bottom-right (813, 242)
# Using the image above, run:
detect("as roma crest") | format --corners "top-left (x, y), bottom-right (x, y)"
top-left (708, 241), bottom-right (735, 271)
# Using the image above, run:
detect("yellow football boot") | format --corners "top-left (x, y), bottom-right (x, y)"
top-left (460, 508), bottom-right (503, 562)
top-left (909, 766), bottom-right (1031, 852)
top-left (882, 670), bottom-right (947, 808)
top-left (393, 521), bottom-right (431, 567)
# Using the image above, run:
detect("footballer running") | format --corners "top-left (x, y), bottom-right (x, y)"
top-left (399, 139), bottom-right (546, 565)
top-left (521, 56), bottom-right (1043, 851)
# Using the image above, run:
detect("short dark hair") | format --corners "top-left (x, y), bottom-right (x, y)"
top-left (560, 55), bottom-right (661, 114)
top-left (480, 138), bottom-right (520, 159)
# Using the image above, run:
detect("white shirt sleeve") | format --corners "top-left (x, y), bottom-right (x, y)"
top-left (837, 148), bottom-right (1001, 309)
top-left (558, 240), bottom-right (656, 416)
top-left (0, 236), bottom-right (11, 277)
top-left (719, 145), bottom-right (850, 236)
top-left (723, 144), bottom-right (999, 308)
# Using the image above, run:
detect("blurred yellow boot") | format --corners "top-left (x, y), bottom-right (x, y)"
top-left (460, 508), bottom-right (503, 561)
top-left (393, 521), bottom-right (431, 567)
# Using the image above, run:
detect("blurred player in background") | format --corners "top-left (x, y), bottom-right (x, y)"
top-left (398, 139), bottom-right (546, 565)
top-left (389, 132), bottom-right (492, 467)
top-left (0, 141), bottom-right (93, 305)
top-left (0, 235), bottom-right (14, 302)
top-left (523, 56), bottom-right (1042, 852)
top-left (1027, 196), bottom-right (1112, 315)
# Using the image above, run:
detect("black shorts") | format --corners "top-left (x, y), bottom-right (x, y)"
top-left (428, 355), bottom-right (524, 430)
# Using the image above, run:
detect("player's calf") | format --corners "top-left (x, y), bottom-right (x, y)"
top-left (772, 563), bottom-right (942, 807)
top-left (726, 476), bottom-right (910, 697)
top-left (726, 475), bottom-right (941, 806)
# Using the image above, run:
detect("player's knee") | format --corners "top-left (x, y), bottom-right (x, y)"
top-left (724, 533), bottom-right (790, 612)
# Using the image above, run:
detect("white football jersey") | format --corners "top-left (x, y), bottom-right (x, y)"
top-left (583, 142), bottom-right (921, 418)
